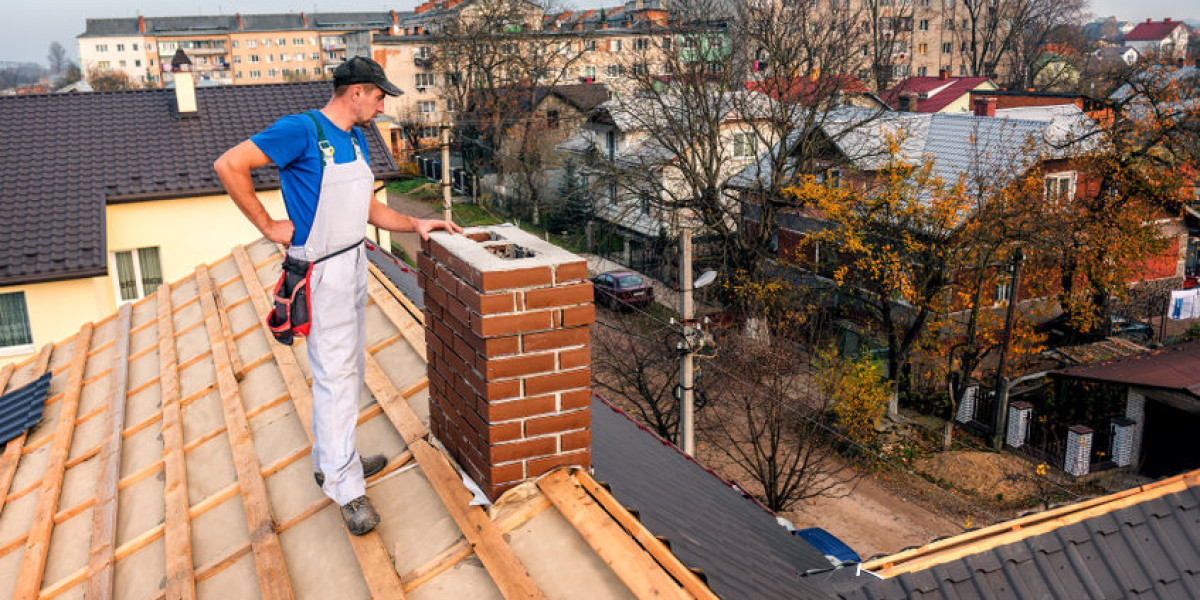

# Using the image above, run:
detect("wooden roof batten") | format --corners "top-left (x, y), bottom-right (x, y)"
top-left (0, 238), bottom-right (715, 600)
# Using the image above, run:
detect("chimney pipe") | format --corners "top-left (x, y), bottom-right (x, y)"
top-left (170, 49), bottom-right (197, 116)
top-left (138, 15), bottom-right (145, 34)
top-left (939, 67), bottom-right (948, 80)
top-left (903, 91), bottom-right (919, 112)
top-left (302, 12), bottom-right (308, 28)
top-left (236, 13), bottom-right (243, 31)
top-left (973, 96), bottom-right (996, 117)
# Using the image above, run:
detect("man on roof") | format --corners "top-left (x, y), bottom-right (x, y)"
top-left (214, 56), bottom-right (461, 535)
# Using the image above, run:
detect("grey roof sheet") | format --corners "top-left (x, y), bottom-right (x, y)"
top-left (80, 12), bottom-right (400, 37)
top-left (0, 82), bottom-right (399, 286)
top-left (366, 241), bottom-right (424, 309)
top-left (0, 373), bottom-right (51, 445)
top-left (591, 395), bottom-right (835, 599)
top-left (838, 481), bottom-right (1200, 600)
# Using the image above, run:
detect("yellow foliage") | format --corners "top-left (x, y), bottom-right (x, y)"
top-left (817, 348), bottom-right (890, 446)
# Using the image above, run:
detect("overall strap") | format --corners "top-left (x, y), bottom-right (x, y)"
top-left (305, 111), bottom-right (335, 172)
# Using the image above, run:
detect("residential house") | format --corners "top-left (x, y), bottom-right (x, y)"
top-left (882, 71), bottom-right (998, 113)
top-left (78, 11), bottom-right (407, 87)
top-left (1093, 45), bottom-right (1141, 67)
top-left (1123, 18), bottom-right (1191, 61)
top-left (0, 70), bottom-right (399, 366)
top-left (0, 227), bottom-right (836, 599)
top-left (824, 468), bottom-right (1200, 599)
top-left (745, 75), bottom-right (889, 111)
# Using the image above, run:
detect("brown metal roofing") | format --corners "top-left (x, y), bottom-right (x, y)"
top-left (0, 82), bottom-right (400, 287)
top-left (837, 470), bottom-right (1200, 600)
top-left (1054, 340), bottom-right (1200, 398)
top-left (0, 238), bottom-right (716, 600)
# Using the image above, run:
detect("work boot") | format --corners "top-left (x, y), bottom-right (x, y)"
top-left (315, 454), bottom-right (388, 487)
top-left (340, 495), bottom-right (380, 536)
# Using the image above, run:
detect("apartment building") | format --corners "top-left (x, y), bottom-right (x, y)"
top-left (77, 12), bottom-right (410, 87)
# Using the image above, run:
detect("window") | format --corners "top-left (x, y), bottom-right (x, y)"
top-left (247, 40), bottom-right (257, 48)
top-left (632, 62), bottom-right (649, 75)
top-left (613, 39), bottom-right (623, 51)
top-left (917, 66), bottom-right (927, 76)
top-left (419, 125), bottom-right (439, 139)
top-left (918, 43), bottom-right (928, 55)
top-left (250, 70), bottom-right (262, 78)
top-left (942, 42), bottom-right (952, 53)
top-left (232, 41), bottom-right (239, 48)
top-left (418, 101), bottom-right (437, 114)
top-left (1044, 172), bottom-right (1075, 202)
top-left (135, 59), bottom-right (142, 67)
top-left (250, 55), bottom-right (260, 63)
top-left (296, 67), bottom-right (307, 75)
top-left (662, 37), bottom-right (671, 50)
top-left (277, 38), bottom-right (287, 46)
top-left (293, 38), bottom-right (304, 45)
top-left (311, 53), bottom-right (320, 60)
top-left (584, 40), bottom-right (597, 51)
top-left (119, 60), bottom-right (127, 67)
top-left (732, 132), bottom-right (757, 158)
top-left (634, 37), bottom-right (649, 50)
top-left (98, 61), bottom-right (111, 69)
top-left (996, 276), bottom-right (1012, 304)
top-left (546, 110), bottom-right (560, 129)
top-left (262, 39), bottom-right (272, 46)
top-left (415, 72), bottom-right (436, 87)
top-left (295, 53), bottom-right (305, 61)
top-left (111, 247), bottom-right (163, 302)
top-left (959, 65), bottom-right (967, 75)
top-left (236, 71), bottom-right (243, 79)
top-left (268, 68), bottom-right (277, 77)
top-left (918, 19), bottom-right (929, 31)
top-left (132, 43), bottom-right (139, 51)
top-left (233, 56), bottom-right (242, 64)
top-left (116, 43), bottom-right (126, 51)
top-left (582, 65), bottom-right (596, 79)
top-left (266, 54), bottom-right (274, 62)
top-left (96, 44), bottom-right (108, 52)
top-left (0, 292), bottom-right (33, 350)
top-left (607, 64), bottom-right (623, 77)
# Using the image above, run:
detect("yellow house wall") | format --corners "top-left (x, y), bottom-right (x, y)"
top-left (2, 188), bottom-right (392, 367)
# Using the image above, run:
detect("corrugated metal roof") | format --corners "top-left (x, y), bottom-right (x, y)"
top-left (591, 395), bottom-right (835, 600)
top-left (837, 477), bottom-right (1200, 599)
top-left (365, 241), bottom-right (424, 308)
top-left (1055, 339), bottom-right (1200, 398)
top-left (0, 372), bottom-right (51, 444)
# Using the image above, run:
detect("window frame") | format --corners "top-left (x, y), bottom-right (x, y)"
top-left (0, 291), bottom-right (34, 355)
top-left (108, 246), bottom-right (163, 304)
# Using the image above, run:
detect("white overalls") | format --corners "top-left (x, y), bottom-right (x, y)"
top-left (287, 115), bottom-right (373, 506)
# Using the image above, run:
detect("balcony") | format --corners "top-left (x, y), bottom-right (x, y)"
top-left (414, 54), bottom-right (435, 69)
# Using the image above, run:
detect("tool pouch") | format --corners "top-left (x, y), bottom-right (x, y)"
top-left (267, 255), bottom-right (314, 346)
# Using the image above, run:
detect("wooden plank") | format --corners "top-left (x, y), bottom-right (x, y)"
top-left (408, 439), bottom-right (547, 600)
top-left (13, 325), bottom-right (94, 599)
top-left (576, 472), bottom-right (718, 600)
top-left (367, 262), bottom-right (425, 326)
top-left (537, 469), bottom-right (692, 600)
top-left (363, 353), bottom-right (428, 446)
top-left (230, 245), bottom-right (408, 599)
top-left (156, 284), bottom-right (197, 600)
top-left (84, 303), bottom-right (133, 600)
top-left (208, 272), bottom-right (245, 379)
top-left (196, 266), bottom-right (295, 600)
top-left (365, 267), bottom-right (426, 360)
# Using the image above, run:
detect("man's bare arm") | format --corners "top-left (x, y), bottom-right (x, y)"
top-left (214, 140), bottom-right (295, 244)
top-left (368, 197), bottom-right (463, 240)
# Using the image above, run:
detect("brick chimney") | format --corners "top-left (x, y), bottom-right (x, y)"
top-left (902, 91), bottom-right (919, 112)
top-left (939, 67), bottom-right (948, 80)
top-left (170, 49), bottom-right (197, 116)
top-left (419, 225), bottom-right (593, 500)
top-left (301, 12), bottom-right (308, 28)
top-left (973, 96), bottom-right (996, 117)
top-left (236, 13), bottom-right (243, 31)
top-left (138, 15), bottom-right (145, 34)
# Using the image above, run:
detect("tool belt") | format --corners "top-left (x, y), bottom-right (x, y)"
top-left (267, 240), bottom-right (363, 345)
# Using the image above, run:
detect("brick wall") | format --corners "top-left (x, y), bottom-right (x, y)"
top-left (418, 225), bottom-right (593, 500)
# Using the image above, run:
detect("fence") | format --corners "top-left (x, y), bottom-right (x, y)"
top-left (414, 156), bottom-right (477, 198)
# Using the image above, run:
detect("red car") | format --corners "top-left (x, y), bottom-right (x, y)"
top-left (592, 270), bottom-right (655, 310)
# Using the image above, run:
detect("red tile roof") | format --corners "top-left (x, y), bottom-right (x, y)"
top-left (882, 76), bottom-right (992, 113)
top-left (1055, 339), bottom-right (1200, 398)
top-left (745, 75), bottom-right (870, 105)
top-left (1125, 19), bottom-right (1186, 42)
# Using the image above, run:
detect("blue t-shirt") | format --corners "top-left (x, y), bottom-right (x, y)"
top-left (250, 111), bottom-right (370, 246)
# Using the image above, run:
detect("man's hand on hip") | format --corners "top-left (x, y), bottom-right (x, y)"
top-left (414, 218), bottom-right (464, 240)
top-left (264, 219), bottom-right (296, 245)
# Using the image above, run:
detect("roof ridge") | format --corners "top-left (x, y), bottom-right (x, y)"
top-left (863, 467), bottom-right (1200, 577)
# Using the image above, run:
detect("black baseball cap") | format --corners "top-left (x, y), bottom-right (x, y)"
top-left (333, 56), bottom-right (402, 97)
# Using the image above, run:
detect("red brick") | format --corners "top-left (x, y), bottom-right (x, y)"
top-left (417, 250), bottom-right (434, 275)
top-left (466, 231), bottom-right (492, 242)
top-left (445, 296), bottom-right (471, 328)
top-left (487, 394), bottom-right (556, 421)
top-left (490, 420), bottom-right (523, 443)
top-left (479, 266), bottom-right (554, 291)
top-left (489, 436), bottom-right (557, 463)
top-left (485, 481), bottom-right (522, 500)
top-left (561, 304), bottom-right (595, 327)
top-left (559, 347), bottom-right (590, 370)
top-left (562, 428), bottom-right (591, 451)
top-left (483, 336), bottom-right (520, 357)
top-left (560, 389), bottom-right (592, 410)
top-left (434, 262), bottom-right (461, 295)
top-left (555, 261), bottom-right (588, 283)
top-left (527, 450), bottom-right (591, 478)
top-left (474, 310), bottom-right (554, 337)
top-left (525, 410), bottom-right (591, 436)
top-left (523, 282), bottom-right (593, 310)
top-left (481, 377), bottom-right (520, 401)
top-left (525, 368), bottom-right (591, 396)
top-left (523, 327), bottom-right (589, 352)
top-left (489, 461), bottom-right (525, 485)
top-left (430, 237), bottom-right (454, 268)
top-left (486, 352), bottom-right (556, 380)
top-left (459, 286), bottom-right (516, 315)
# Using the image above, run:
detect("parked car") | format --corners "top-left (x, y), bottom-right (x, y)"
top-left (592, 269), bottom-right (655, 310)
top-left (794, 527), bottom-right (861, 565)
top-left (1109, 315), bottom-right (1153, 341)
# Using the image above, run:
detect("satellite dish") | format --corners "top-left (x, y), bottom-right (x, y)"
top-left (693, 271), bottom-right (718, 289)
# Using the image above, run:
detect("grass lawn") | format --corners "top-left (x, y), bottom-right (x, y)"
top-left (387, 177), bottom-right (434, 195)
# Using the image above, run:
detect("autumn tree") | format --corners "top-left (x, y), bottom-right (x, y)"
top-left (86, 66), bottom-right (137, 91)
top-left (47, 42), bottom-right (68, 74)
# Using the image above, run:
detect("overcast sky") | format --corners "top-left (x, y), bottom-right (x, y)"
top-left (1, 0), bottom-right (1196, 66)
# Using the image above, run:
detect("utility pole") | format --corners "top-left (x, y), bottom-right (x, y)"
top-left (678, 228), bottom-right (696, 456)
top-left (992, 248), bottom-right (1024, 450)
top-left (440, 120), bottom-right (452, 222)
